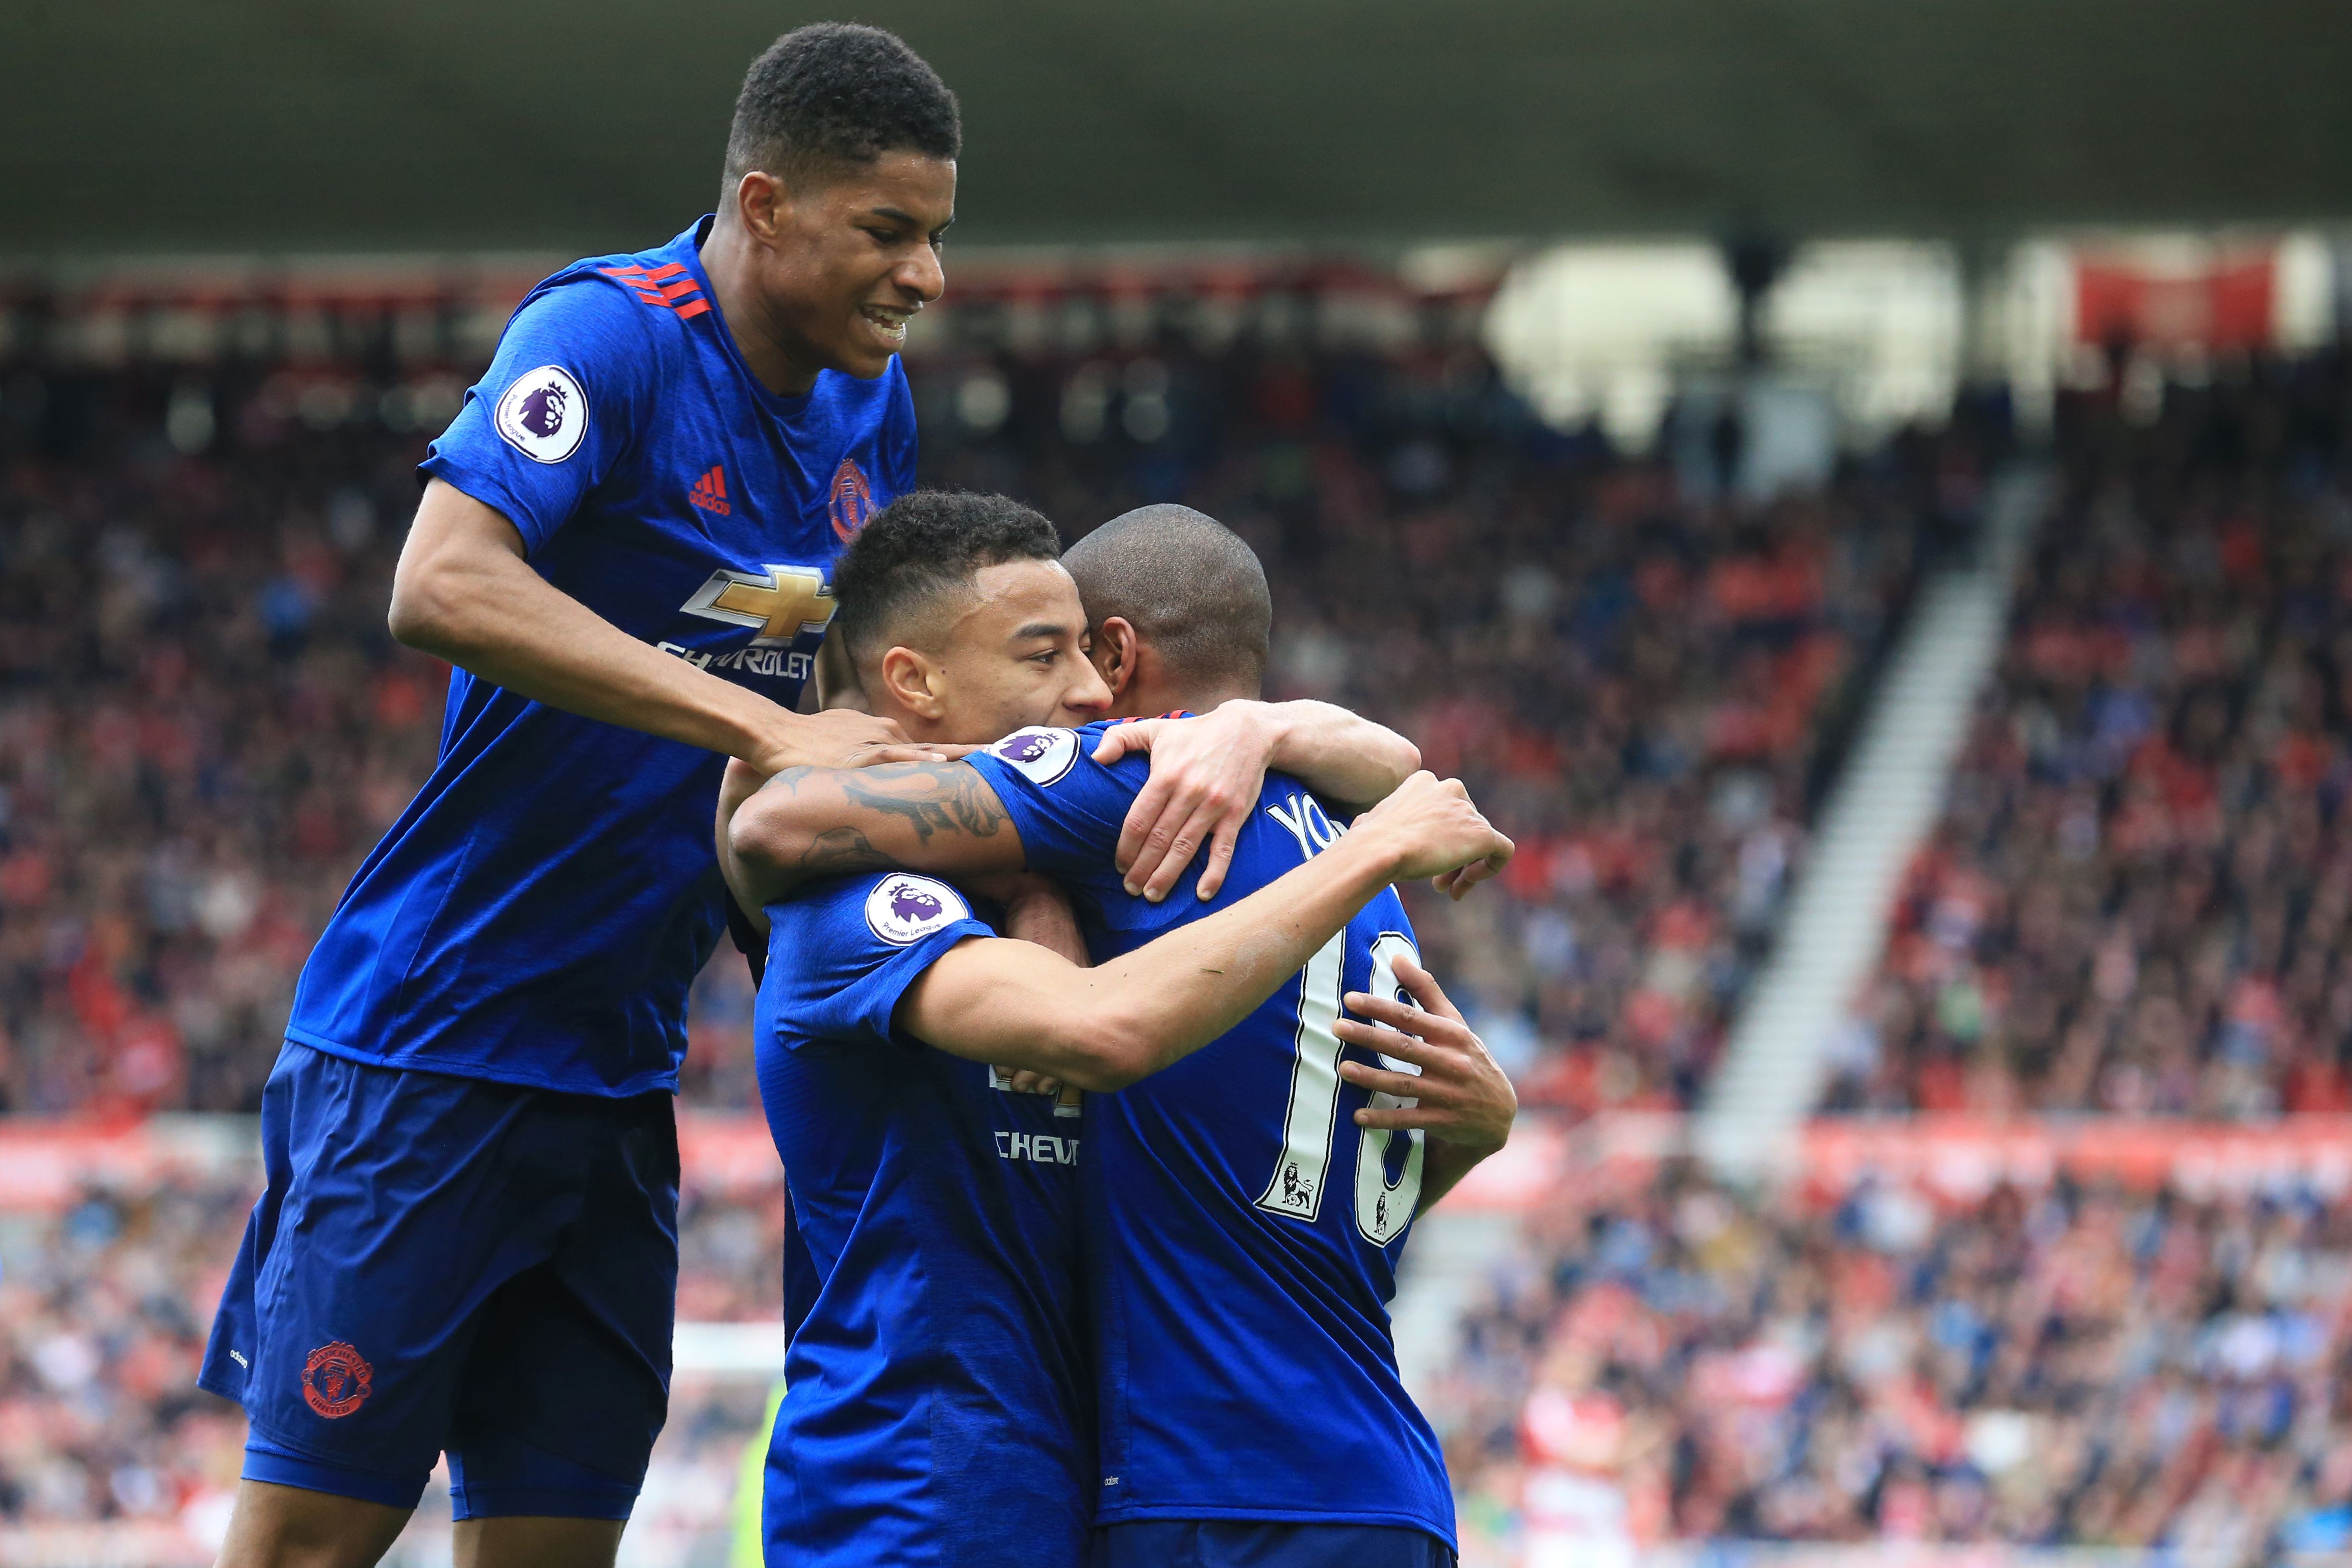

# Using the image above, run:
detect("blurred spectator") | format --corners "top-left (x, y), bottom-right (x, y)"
top-left (0, 1153), bottom-right (780, 1561)
top-left (0, 1175), bottom-right (250, 1533)
top-left (922, 343), bottom-right (1953, 1110)
top-left (1830, 353), bottom-right (2352, 1117)
top-left (1438, 1161), bottom-right (2352, 1566)
top-left (0, 371), bottom-right (444, 1116)
top-left (2, 338), bottom-right (1951, 1116)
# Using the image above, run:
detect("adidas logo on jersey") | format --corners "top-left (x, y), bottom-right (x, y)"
top-left (689, 464), bottom-right (730, 516)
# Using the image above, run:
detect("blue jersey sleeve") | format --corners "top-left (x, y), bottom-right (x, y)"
top-left (965, 724), bottom-right (1146, 881)
top-left (761, 873), bottom-right (994, 1050)
top-left (419, 278), bottom-right (659, 553)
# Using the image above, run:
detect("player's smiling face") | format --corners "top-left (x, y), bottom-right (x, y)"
top-left (877, 561), bottom-right (1110, 746)
top-left (761, 150), bottom-right (956, 381)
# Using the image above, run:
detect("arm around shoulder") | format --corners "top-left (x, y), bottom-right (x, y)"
top-left (726, 758), bottom-right (1030, 907)
top-left (1262, 700), bottom-right (1421, 810)
top-left (895, 771), bottom-right (1511, 1092)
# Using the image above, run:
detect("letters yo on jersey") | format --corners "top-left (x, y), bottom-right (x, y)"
top-left (288, 216), bottom-right (916, 1095)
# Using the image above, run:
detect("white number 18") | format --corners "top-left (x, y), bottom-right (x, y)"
top-left (1254, 930), bottom-right (1426, 1246)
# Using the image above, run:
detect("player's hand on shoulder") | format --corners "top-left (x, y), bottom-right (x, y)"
top-left (1335, 955), bottom-right (1515, 1151)
top-left (1094, 702), bottom-right (1277, 903)
top-left (753, 708), bottom-right (947, 774)
top-left (1352, 771), bottom-right (1513, 895)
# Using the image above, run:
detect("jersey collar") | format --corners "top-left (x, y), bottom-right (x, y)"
top-left (680, 215), bottom-right (818, 420)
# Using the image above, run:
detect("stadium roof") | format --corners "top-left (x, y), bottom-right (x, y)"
top-left (8, 0), bottom-right (2350, 257)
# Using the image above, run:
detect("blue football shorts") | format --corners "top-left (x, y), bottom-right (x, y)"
top-left (1091, 1521), bottom-right (1457, 1568)
top-left (198, 1043), bottom-right (678, 1519)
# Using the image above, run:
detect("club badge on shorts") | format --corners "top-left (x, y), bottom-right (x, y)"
top-left (302, 1341), bottom-right (374, 1419)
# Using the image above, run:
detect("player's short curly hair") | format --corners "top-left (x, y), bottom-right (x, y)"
top-left (725, 23), bottom-right (960, 191)
top-left (832, 491), bottom-right (1061, 665)
top-left (1065, 504), bottom-right (1272, 695)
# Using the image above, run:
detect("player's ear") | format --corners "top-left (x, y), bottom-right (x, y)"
top-left (733, 169), bottom-right (787, 244)
top-left (1091, 617), bottom-right (1140, 697)
top-left (878, 645), bottom-right (945, 720)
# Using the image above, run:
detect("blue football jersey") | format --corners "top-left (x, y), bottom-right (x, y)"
top-left (288, 217), bottom-right (916, 1096)
top-left (966, 723), bottom-right (1455, 1547)
top-left (756, 871), bottom-right (1092, 1568)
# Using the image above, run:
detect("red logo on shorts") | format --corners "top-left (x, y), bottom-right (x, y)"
top-left (302, 1342), bottom-right (374, 1419)
top-left (829, 458), bottom-right (874, 542)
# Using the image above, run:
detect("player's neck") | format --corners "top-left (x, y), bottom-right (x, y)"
top-left (1119, 682), bottom-right (1256, 722)
top-left (700, 220), bottom-right (823, 398)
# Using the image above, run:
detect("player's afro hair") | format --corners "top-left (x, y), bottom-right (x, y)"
top-left (725, 23), bottom-right (960, 189)
top-left (832, 491), bottom-right (1062, 666)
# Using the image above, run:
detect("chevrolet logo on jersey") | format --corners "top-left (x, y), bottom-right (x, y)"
top-left (679, 565), bottom-right (835, 647)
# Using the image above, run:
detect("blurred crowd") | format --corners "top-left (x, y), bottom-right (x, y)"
top-left (0, 1172), bottom-right (250, 1534)
top-left (0, 1159), bottom-right (780, 1561)
top-left (0, 367), bottom-right (446, 1116)
top-left (1830, 353), bottom-right (2352, 1117)
top-left (895, 341), bottom-right (1958, 1111)
top-left (26, 1144), bottom-right (2352, 1566)
top-left (1, 328), bottom-right (1956, 1117)
top-left (1438, 1162), bottom-right (2352, 1567)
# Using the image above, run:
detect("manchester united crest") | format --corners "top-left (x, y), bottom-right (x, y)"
top-left (301, 1341), bottom-right (374, 1419)
top-left (828, 458), bottom-right (875, 542)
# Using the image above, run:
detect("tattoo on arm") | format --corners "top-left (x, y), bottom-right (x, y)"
top-left (798, 826), bottom-right (887, 879)
top-left (836, 763), bottom-right (1011, 845)
top-left (760, 762), bottom-right (1012, 880)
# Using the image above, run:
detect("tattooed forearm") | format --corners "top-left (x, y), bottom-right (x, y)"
top-left (797, 826), bottom-right (889, 879)
top-left (837, 763), bottom-right (1010, 845)
top-left (735, 760), bottom-right (1019, 898)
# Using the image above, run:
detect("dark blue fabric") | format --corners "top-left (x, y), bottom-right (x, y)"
top-left (447, 1428), bottom-right (641, 1522)
top-left (288, 214), bottom-right (917, 1096)
top-left (967, 723), bottom-right (1456, 1546)
top-left (755, 872), bottom-right (1093, 1568)
top-left (1090, 1521), bottom-right (1455, 1568)
top-left (240, 1433), bottom-right (423, 1510)
top-left (200, 1044), bottom-right (677, 1505)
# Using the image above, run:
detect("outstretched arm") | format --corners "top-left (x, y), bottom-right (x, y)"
top-left (1089, 700), bottom-right (1422, 902)
top-left (897, 773), bottom-right (1510, 1092)
top-left (723, 758), bottom-right (1023, 912)
top-left (394, 482), bottom-right (933, 772)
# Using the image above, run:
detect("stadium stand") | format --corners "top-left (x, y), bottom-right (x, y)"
top-left (0, 339), bottom-right (1955, 1120)
top-left (0, 1170), bottom-right (251, 1529)
top-left (1436, 1154), bottom-right (2352, 1565)
top-left (1827, 353), bottom-right (2352, 1117)
top-left (0, 1151), bottom-right (778, 1561)
top-left (0, 370), bottom-right (445, 1117)
top-left (917, 342), bottom-right (1962, 1113)
top-left (0, 314), bottom-right (1968, 1562)
top-left (1421, 349), bottom-right (2352, 1566)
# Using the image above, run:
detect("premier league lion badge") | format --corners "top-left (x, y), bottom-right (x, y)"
top-left (494, 365), bottom-right (588, 464)
top-left (988, 726), bottom-right (1078, 786)
top-left (865, 875), bottom-right (971, 946)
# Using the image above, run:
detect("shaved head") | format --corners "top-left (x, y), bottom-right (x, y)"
top-left (1062, 504), bottom-right (1271, 695)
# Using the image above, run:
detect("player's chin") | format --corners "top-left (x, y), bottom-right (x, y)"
top-left (835, 315), bottom-right (908, 375)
